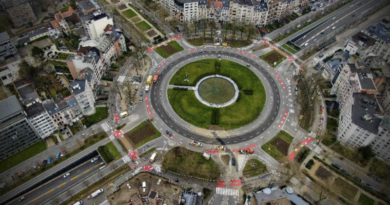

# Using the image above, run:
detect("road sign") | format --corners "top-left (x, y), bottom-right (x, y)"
top-left (114, 114), bottom-right (119, 122)
top-left (143, 165), bottom-right (153, 171)
top-left (129, 151), bottom-right (138, 159)
top-left (113, 130), bottom-right (123, 138)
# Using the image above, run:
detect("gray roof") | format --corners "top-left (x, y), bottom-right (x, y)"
top-left (66, 96), bottom-right (79, 108)
top-left (351, 32), bottom-right (376, 47)
top-left (380, 115), bottom-right (390, 131)
top-left (352, 94), bottom-right (382, 134)
top-left (70, 80), bottom-right (86, 96)
top-left (253, 188), bottom-right (287, 205)
top-left (326, 58), bottom-right (342, 74)
top-left (0, 96), bottom-right (23, 123)
top-left (0, 31), bottom-right (10, 43)
top-left (1, 0), bottom-right (30, 9)
top-left (367, 19), bottom-right (390, 43)
top-left (43, 101), bottom-right (60, 116)
top-left (17, 84), bottom-right (39, 106)
top-left (182, 192), bottom-right (195, 205)
top-left (239, 0), bottom-right (253, 6)
top-left (254, 1), bottom-right (268, 12)
top-left (357, 74), bottom-right (376, 90)
top-left (25, 102), bottom-right (46, 118)
top-left (77, 0), bottom-right (99, 11)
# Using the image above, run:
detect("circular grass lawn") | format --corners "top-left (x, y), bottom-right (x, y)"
top-left (168, 59), bottom-right (266, 130)
top-left (198, 77), bottom-right (236, 105)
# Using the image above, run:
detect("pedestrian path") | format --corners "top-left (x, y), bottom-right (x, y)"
top-left (215, 187), bottom-right (239, 196)
top-left (237, 155), bottom-right (247, 171)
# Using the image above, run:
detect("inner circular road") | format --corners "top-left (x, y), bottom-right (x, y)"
top-left (150, 49), bottom-right (282, 145)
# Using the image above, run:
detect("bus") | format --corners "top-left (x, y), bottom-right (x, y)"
top-left (146, 75), bottom-right (153, 84)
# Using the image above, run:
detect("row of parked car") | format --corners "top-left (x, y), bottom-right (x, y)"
top-left (331, 163), bottom-right (381, 189)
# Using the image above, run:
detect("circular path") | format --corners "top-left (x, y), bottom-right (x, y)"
top-left (150, 49), bottom-right (282, 145)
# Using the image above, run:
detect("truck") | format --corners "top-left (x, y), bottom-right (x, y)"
top-left (146, 75), bottom-right (153, 84)
top-left (145, 84), bottom-right (150, 92)
top-left (153, 72), bottom-right (159, 83)
top-left (120, 111), bottom-right (129, 118)
top-left (239, 148), bottom-right (254, 155)
top-left (203, 152), bottom-right (210, 160)
top-left (150, 152), bottom-right (157, 162)
top-left (88, 189), bottom-right (104, 198)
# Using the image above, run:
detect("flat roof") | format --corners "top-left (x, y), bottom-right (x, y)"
top-left (0, 31), bottom-right (10, 42)
top-left (0, 96), bottom-right (22, 123)
top-left (352, 94), bottom-right (382, 134)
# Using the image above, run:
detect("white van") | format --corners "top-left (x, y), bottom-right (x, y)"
top-left (142, 181), bottom-right (146, 188)
top-left (149, 152), bottom-right (157, 162)
top-left (89, 189), bottom-right (104, 198)
top-left (73, 201), bottom-right (83, 205)
top-left (332, 26), bottom-right (336, 30)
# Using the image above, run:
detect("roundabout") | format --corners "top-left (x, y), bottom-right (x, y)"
top-left (149, 48), bottom-right (284, 145)
top-left (196, 75), bottom-right (238, 107)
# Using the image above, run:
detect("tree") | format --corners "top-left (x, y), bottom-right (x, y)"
top-left (31, 46), bottom-right (44, 57)
top-left (238, 23), bottom-right (246, 39)
top-left (202, 19), bottom-right (207, 38)
top-left (18, 61), bottom-right (41, 79)
top-left (208, 21), bottom-right (216, 40)
top-left (43, 63), bottom-right (56, 73)
top-left (358, 146), bottom-right (374, 161)
top-left (247, 24), bottom-right (257, 40)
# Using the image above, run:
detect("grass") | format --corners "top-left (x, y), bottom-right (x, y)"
top-left (168, 59), bottom-right (266, 130)
top-left (260, 50), bottom-right (286, 67)
top-left (187, 38), bottom-right (213, 46)
top-left (105, 142), bottom-right (121, 160)
top-left (333, 178), bottom-right (358, 201)
top-left (155, 41), bottom-right (184, 58)
top-left (369, 158), bottom-right (390, 179)
top-left (282, 43), bottom-right (298, 54)
top-left (296, 147), bottom-right (311, 163)
top-left (0, 141), bottom-right (47, 174)
top-left (261, 131), bottom-right (293, 161)
top-left (139, 148), bottom-right (156, 158)
top-left (358, 193), bottom-right (375, 205)
top-left (136, 21), bottom-right (152, 31)
top-left (83, 107), bottom-right (108, 127)
top-left (122, 9), bottom-right (137, 18)
top-left (162, 147), bottom-right (220, 180)
top-left (229, 39), bottom-right (252, 48)
top-left (98, 142), bottom-right (121, 163)
top-left (243, 159), bottom-right (267, 178)
top-left (124, 120), bottom-right (161, 148)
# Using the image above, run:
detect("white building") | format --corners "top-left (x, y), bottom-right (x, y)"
top-left (70, 80), bottom-right (96, 115)
top-left (26, 102), bottom-right (58, 139)
top-left (366, 18), bottom-right (390, 63)
top-left (0, 59), bottom-right (20, 85)
top-left (371, 115), bottom-right (390, 162)
top-left (183, 0), bottom-right (199, 22)
top-left (83, 11), bottom-right (114, 40)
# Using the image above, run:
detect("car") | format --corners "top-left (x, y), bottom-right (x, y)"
top-left (60, 130), bottom-right (65, 135)
top-left (189, 140), bottom-right (202, 147)
top-left (320, 32), bottom-right (324, 35)
top-left (352, 14), bottom-right (356, 17)
top-left (357, 2), bottom-right (361, 5)
top-left (331, 163), bottom-right (340, 169)
top-left (373, 177), bottom-right (382, 183)
top-left (18, 196), bottom-right (26, 202)
top-left (165, 130), bottom-right (173, 137)
top-left (215, 145), bottom-right (226, 151)
top-left (332, 26), bottom-right (336, 30)
top-left (91, 157), bottom-right (99, 163)
top-left (341, 169), bottom-right (350, 175)
top-left (364, 183), bottom-right (372, 189)
top-left (332, 17), bottom-right (336, 20)
top-left (42, 160), bottom-right (48, 167)
top-left (319, 54), bottom-right (324, 58)
top-left (302, 35), bottom-right (307, 39)
top-left (304, 43), bottom-right (309, 47)
top-left (67, 132), bottom-right (72, 137)
top-left (353, 176), bottom-right (362, 183)
top-left (63, 173), bottom-right (71, 178)
top-left (231, 158), bottom-right (236, 166)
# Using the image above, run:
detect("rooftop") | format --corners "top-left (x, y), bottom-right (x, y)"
top-left (0, 96), bottom-right (23, 123)
top-left (70, 80), bottom-right (86, 96)
top-left (25, 102), bottom-right (45, 118)
top-left (367, 18), bottom-right (390, 43)
top-left (351, 32), bottom-right (376, 47)
top-left (17, 84), bottom-right (39, 106)
top-left (77, 0), bottom-right (100, 11)
top-left (380, 115), bottom-right (390, 131)
top-left (357, 73), bottom-right (376, 90)
top-left (0, 31), bottom-right (11, 42)
top-left (43, 100), bottom-right (60, 116)
top-left (326, 58), bottom-right (342, 74)
top-left (352, 93), bottom-right (382, 134)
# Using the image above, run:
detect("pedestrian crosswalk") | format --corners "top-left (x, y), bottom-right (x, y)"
top-left (154, 165), bottom-right (162, 173)
top-left (101, 122), bottom-right (110, 132)
top-left (221, 196), bottom-right (229, 205)
top-left (237, 155), bottom-right (247, 171)
top-left (109, 135), bottom-right (115, 141)
top-left (216, 188), bottom-right (239, 196)
top-left (122, 155), bottom-right (131, 163)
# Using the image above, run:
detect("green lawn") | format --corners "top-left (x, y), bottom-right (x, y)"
top-left (358, 193), bottom-right (375, 205)
top-left (139, 147), bottom-right (156, 158)
top-left (122, 9), bottom-right (137, 18)
top-left (0, 141), bottom-right (47, 173)
top-left (243, 159), bottom-right (267, 178)
top-left (333, 178), bottom-right (358, 201)
top-left (105, 142), bottom-right (121, 160)
top-left (261, 131), bottom-right (293, 161)
top-left (136, 21), bottom-right (152, 31)
top-left (168, 59), bottom-right (266, 130)
top-left (83, 107), bottom-right (108, 127)
top-left (155, 41), bottom-right (184, 58)
top-left (187, 38), bottom-right (213, 46)
top-left (162, 147), bottom-right (220, 180)
top-left (229, 39), bottom-right (252, 48)
top-left (260, 50), bottom-right (286, 68)
top-left (282, 44), bottom-right (298, 54)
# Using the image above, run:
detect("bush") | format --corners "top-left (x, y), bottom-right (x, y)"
top-left (211, 109), bottom-right (220, 125)
top-left (306, 159), bottom-right (314, 169)
top-left (97, 146), bottom-right (114, 163)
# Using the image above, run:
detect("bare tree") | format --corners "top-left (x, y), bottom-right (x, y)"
top-left (209, 21), bottom-right (216, 40)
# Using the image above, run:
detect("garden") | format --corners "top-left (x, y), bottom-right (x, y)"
top-left (124, 120), bottom-right (161, 148)
top-left (261, 131), bottom-right (293, 161)
top-left (122, 9), bottom-right (137, 18)
top-left (97, 142), bottom-right (121, 163)
top-left (136, 21), bottom-right (152, 31)
top-left (162, 147), bottom-right (220, 180)
top-left (168, 59), bottom-right (266, 130)
top-left (155, 41), bottom-right (184, 58)
top-left (243, 159), bottom-right (267, 178)
top-left (82, 107), bottom-right (108, 127)
top-left (259, 50), bottom-right (286, 67)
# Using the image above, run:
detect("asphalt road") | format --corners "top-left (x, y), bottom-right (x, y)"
top-left (149, 48), bottom-right (282, 145)
top-left (294, 0), bottom-right (384, 48)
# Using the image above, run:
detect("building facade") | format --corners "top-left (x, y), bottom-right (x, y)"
top-left (371, 115), bottom-right (390, 162)
top-left (0, 96), bottom-right (40, 161)
top-left (367, 17), bottom-right (390, 63)
top-left (26, 102), bottom-right (58, 139)
top-left (0, 32), bottom-right (18, 64)
top-left (70, 80), bottom-right (96, 115)
top-left (0, 0), bottom-right (37, 27)
top-left (83, 12), bottom-right (114, 40)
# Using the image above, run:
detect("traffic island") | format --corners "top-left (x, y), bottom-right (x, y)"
top-left (155, 41), bottom-right (184, 58)
top-left (243, 159), bottom-right (267, 178)
top-left (261, 131), bottom-right (293, 162)
top-left (259, 50), bottom-right (286, 68)
top-left (123, 120), bottom-right (161, 149)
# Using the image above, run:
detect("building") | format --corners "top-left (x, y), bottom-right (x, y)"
top-left (26, 102), bottom-right (57, 139)
top-left (322, 58), bottom-right (344, 82)
top-left (367, 17), bottom-right (390, 63)
top-left (251, 187), bottom-right (309, 205)
top-left (0, 0), bottom-right (37, 27)
top-left (70, 80), bottom-right (96, 115)
top-left (17, 26), bottom-right (50, 45)
top-left (57, 95), bottom-right (83, 125)
top-left (0, 32), bottom-right (18, 64)
top-left (0, 59), bottom-right (20, 85)
top-left (51, 6), bottom-right (81, 35)
top-left (371, 115), bottom-right (390, 162)
top-left (0, 96), bottom-right (40, 161)
top-left (344, 32), bottom-right (376, 56)
top-left (83, 12), bottom-right (114, 40)
top-left (76, 0), bottom-right (99, 15)
top-left (381, 86), bottom-right (390, 112)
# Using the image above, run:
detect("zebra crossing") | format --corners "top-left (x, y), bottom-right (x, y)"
top-left (153, 165), bottom-right (162, 173)
top-left (109, 135), bottom-right (115, 140)
top-left (122, 155), bottom-right (131, 163)
top-left (216, 188), bottom-right (239, 197)
top-left (237, 155), bottom-right (247, 171)
top-left (101, 122), bottom-right (110, 132)
top-left (221, 196), bottom-right (229, 205)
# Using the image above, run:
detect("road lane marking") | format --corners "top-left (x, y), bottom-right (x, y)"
top-left (31, 196), bottom-right (40, 202)
top-left (83, 170), bottom-right (90, 174)
top-left (71, 176), bottom-right (79, 181)
top-left (45, 189), bottom-right (53, 194)
top-left (58, 183), bottom-right (66, 188)
top-left (95, 164), bottom-right (101, 168)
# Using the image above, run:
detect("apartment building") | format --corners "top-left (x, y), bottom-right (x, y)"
top-left (0, 32), bottom-right (18, 64)
top-left (371, 115), bottom-right (390, 162)
top-left (380, 85), bottom-right (390, 113)
top-left (367, 17), bottom-right (390, 63)
top-left (76, 0), bottom-right (99, 15)
top-left (70, 80), bottom-right (96, 115)
top-left (183, 0), bottom-right (199, 22)
top-left (0, 96), bottom-right (40, 161)
top-left (83, 12), bottom-right (114, 40)
top-left (0, 0), bottom-right (37, 27)
top-left (26, 102), bottom-right (57, 139)
top-left (13, 80), bottom-right (40, 107)
top-left (51, 6), bottom-right (81, 34)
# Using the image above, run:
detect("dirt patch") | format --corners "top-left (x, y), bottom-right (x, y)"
top-left (125, 123), bottom-right (156, 147)
top-left (253, 44), bottom-right (269, 52)
top-left (270, 137), bottom-right (289, 155)
top-left (146, 30), bottom-right (157, 37)
top-left (131, 16), bottom-right (141, 23)
top-left (118, 4), bottom-right (127, 10)
top-left (159, 44), bottom-right (178, 56)
top-left (111, 0), bottom-right (120, 3)
top-left (315, 166), bottom-right (333, 180)
top-left (221, 155), bottom-right (230, 165)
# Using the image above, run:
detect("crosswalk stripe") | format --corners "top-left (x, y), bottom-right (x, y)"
top-left (215, 188), bottom-right (239, 196)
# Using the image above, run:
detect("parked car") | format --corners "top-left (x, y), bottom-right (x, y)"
top-left (373, 177), bottom-right (382, 183)
top-left (231, 158), bottom-right (236, 166)
top-left (353, 176), bottom-right (362, 183)
top-left (63, 173), bottom-right (71, 178)
top-left (67, 132), bottom-right (72, 137)
top-left (42, 160), bottom-right (47, 167)
top-left (331, 163), bottom-right (340, 169)
top-left (341, 169), bottom-right (350, 176)
top-left (189, 141), bottom-right (202, 147)
top-left (319, 54), bottom-right (324, 58)
top-left (364, 183), bottom-right (372, 189)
